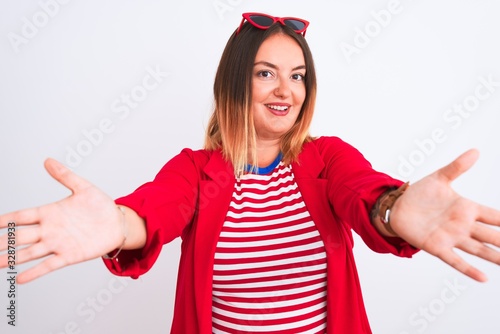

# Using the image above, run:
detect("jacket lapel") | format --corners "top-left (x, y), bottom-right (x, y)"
top-left (292, 141), bottom-right (348, 254)
top-left (192, 150), bottom-right (235, 333)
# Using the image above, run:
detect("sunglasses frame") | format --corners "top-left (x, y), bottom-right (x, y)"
top-left (236, 12), bottom-right (309, 37)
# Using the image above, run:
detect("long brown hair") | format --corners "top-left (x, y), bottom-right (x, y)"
top-left (204, 21), bottom-right (317, 174)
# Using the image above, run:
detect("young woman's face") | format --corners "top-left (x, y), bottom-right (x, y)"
top-left (251, 33), bottom-right (306, 142)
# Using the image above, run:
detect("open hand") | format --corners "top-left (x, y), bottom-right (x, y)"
top-left (390, 149), bottom-right (500, 282)
top-left (0, 159), bottom-right (125, 283)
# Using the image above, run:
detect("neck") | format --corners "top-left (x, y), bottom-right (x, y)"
top-left (253, 138), bottom-right (281, 167)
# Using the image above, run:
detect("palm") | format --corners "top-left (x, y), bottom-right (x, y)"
top-left (390, 149), bottom-right (500, 282)
top-left (0, 159), bottom-right (123, 283)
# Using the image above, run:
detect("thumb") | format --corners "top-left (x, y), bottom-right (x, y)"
top-left (437, 149), bottom-right (480, 183)
top-left (44, 158), bottom-right (92, 193)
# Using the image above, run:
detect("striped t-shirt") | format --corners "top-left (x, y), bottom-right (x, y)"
top-left (211, 159), bottom-right (328, 333)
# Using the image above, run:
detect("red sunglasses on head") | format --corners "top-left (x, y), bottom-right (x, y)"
top-left (236, 12), bottom-right (309, 37)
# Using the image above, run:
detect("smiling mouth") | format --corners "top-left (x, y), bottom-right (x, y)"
top-left (265, 104), bottom-right (290, 112)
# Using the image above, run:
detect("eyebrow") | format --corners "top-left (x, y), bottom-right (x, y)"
top-left (254, 61), bottom-right (306, 71)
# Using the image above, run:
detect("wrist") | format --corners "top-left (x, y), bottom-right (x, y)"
top-left (372, 182), bottom-right (410, 237)
top-left (103, 206), bottom-right (128, 260)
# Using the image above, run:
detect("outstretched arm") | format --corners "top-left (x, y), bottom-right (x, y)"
top-left (0, 158), bottom-right (147, 284)
top-left (372, 149), bottom-right (500, 282)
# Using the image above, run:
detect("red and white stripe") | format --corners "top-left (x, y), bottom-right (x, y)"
top-left (212, 162), bottom-right (327, 334)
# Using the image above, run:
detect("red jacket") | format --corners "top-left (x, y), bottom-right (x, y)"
top-left (104, 136), bottom-right (418, 333)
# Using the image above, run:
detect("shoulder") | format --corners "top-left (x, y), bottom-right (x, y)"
top-left (308, 136), bottom-right (347, 147)
top-left (154, 148), bottom-right (225, 179)
top-left (303, 136), bottom-right (365, 159)
top-left (177, 148), bottom-right (213, 164)
top-left (298, 136), bottom-right (374, 175)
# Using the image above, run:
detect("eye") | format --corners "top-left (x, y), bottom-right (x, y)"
top-left (257, 70), bottom-right (274, 78)
top-left (291, 73), bottom-right (305, 81)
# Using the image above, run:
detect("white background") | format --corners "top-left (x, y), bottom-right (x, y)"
top-left (1, 0), bottom-right (500, 333)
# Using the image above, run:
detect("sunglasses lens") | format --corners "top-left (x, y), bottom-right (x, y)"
top-left (249, 15), bottom-right (274, 27)
top-left (283, 19), bottom-right (306, 31)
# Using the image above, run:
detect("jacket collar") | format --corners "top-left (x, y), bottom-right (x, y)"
top-left (202, 149), bottom-right (235, 183)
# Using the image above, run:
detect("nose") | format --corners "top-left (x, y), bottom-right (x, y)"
top-left (274, 77), bottom-right (291, 99)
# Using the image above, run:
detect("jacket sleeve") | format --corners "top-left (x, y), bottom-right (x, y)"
top-left (317, 136), bottom-right (418, 257)
top-left (102, 148), bottom-right (206, 279)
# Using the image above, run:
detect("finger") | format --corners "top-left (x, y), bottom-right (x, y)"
top-left (0, 226), bottom-right (41, 251)
top-left (436, 149), bottom-right (480, 183)
top-left (44, 158), bottom-right (93, 194)
top-left (472, 222), bottom-right (500, 248)
top-left (12, 242), bottom-right (50, 266)
top-left (457, 238), bottom-right (500, 266)
top-left (437, 248), bottom-right (487, 282)
top-left (0, 253), bottom-right (9, 269)
top-left (0, 207), bottom-right (40, 228)
top-left (0, 252), bottom-right (15, 269)
top-left (0, 241), bottom-right (49, 270)
top-left (476, 205), bottom-right (500, 229)
top-left (17, 255), bottom-right (68, 284)
top-left (471, 223), bottom-right (500, 247)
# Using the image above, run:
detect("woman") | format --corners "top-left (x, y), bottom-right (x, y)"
top-left (1, 12), bottom-right (499, 334)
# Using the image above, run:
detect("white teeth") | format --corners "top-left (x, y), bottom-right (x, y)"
top-left (267, 105), bottom-right (289, 111)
